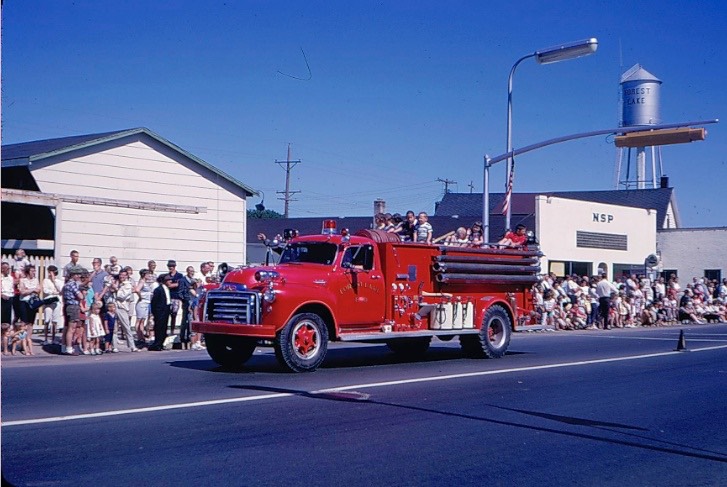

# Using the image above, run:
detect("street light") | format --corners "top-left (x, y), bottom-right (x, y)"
top-left (501, 38), bottom-right (598, 237)
top-left (482, 119), bottom-right (717, 243)
top-left (614, 127), bottom-right (706, 148)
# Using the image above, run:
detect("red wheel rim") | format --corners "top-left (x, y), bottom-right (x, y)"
top-left (292, 320), bottom-right (319, 359)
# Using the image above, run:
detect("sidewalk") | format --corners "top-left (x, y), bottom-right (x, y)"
top-left (3, 329), bottom-right (204, 359)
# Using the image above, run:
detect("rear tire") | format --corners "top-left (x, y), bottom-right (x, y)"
top-left (205, 334), bottom-right (256, 369)
top-left (386, 337), bottom-right (432, 358)
top-left (275, 313), bottom-right (328, 372)
top-left (478, 305), bottom-right (511, 358)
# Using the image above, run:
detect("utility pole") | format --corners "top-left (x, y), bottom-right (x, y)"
top-left (468, 180), bottom-right (475, 193)
top-left (437, 177), bottom-right (457, 195)
top-left (275, 143), bottom-right (301, 218)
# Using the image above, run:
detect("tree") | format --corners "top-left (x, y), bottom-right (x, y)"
top-left (247, 209), bottom-right (284, 219)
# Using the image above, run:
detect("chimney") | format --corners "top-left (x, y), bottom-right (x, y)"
top-left (660, 175), bottom-right (669, 188)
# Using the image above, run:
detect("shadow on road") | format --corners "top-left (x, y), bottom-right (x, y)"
top-left (227, 384), bottom-right (727, 464)
top-left (166, 344), bottom-right (529, 374)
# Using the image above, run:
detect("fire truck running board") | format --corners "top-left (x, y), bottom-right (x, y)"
top-left (338, 329), bottom-right (481, 342)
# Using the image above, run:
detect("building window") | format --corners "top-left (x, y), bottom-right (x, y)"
top-left (576, 231), bottom-right (627, 251)
top-left (704, 269), bottom-right (721, 282)
top-left (549, 261), bottom-right (593, 277)
top-left (549, 261), bottom-right (565, 276)
top-left (613, 263), bottom-right (645, 278)
top-left (661, 269), bottom-right (678, 280)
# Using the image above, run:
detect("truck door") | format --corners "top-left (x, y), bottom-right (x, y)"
top-left (336, 244), bottom-right (386, 328)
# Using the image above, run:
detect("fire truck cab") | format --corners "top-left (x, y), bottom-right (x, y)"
top-left (192, 220), bottom-right (541, 372)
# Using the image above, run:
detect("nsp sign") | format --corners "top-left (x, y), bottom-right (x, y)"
top-left (593, 213), bottom-right (613, 223)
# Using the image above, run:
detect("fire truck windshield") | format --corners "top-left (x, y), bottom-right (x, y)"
top-left (278, 242), bottom-right (338, 265)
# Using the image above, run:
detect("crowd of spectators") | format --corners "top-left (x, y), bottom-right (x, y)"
top-left (2, 248), bottom-right (220, 356)
top-left (4, 244), bottom-right (725, 356)
top-left (530, 272), bottom-right (727, 331)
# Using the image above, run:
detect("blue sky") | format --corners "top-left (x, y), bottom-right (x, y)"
top-left (2, 1), bottom-right (725, 226)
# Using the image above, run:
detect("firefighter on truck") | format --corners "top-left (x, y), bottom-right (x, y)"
top-left (191, 220), bottom-right (541, 372)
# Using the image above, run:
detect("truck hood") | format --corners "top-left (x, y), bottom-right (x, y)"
top-left (221, 264), bottom-right (334, 290)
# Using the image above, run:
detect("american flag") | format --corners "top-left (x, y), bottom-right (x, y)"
top-left (501, 159), bottom-right (515, 216)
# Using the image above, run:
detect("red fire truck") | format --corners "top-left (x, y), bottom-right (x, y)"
top-left (192, 220), bottom-right (540, 372)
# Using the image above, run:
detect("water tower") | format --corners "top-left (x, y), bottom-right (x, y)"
top-left (615, 64), bottom-right (665, 189)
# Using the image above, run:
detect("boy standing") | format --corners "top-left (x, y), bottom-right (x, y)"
top-left (414, 212), bottom-right (433, 245)
top-left (103, 302), bottom-right (117, 352)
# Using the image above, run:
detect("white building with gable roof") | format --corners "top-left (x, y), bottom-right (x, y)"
top-left (1, 127), bottom-right (258, 272)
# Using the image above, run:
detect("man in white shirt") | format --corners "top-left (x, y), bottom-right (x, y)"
top-left (595, 273), bottom-right (618, 329)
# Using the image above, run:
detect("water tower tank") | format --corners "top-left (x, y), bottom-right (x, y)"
top-left (620, 64), bottom-right (662, 126)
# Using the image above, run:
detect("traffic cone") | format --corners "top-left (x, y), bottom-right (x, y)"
top-left (675, 329), bottom-right (688, 352)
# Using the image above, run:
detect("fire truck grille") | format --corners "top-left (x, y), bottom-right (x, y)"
top-left (205, 291), bottom-right (261, 325)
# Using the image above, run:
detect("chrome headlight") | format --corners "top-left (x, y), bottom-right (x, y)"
top-left (255, 270), bottom-right (280, 282)
top-left (263, 288), bottom-right (276, 303)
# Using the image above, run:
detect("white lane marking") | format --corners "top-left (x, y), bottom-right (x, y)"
top-left (316, 344), bottom-right (727, 393)
top-left (4, 344), bottom-right (727, 428)
top-left (1, 393), bottom-right (293, 427)
top-left (568, 335), bottom-right (727, 342)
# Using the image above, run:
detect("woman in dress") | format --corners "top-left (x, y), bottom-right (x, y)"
top-left (134, 269), bottom-right (153, 346)
top-left (18, 264), bottom-right (41, 354)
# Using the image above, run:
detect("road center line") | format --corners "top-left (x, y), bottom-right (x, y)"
top-left (3, 344), bottom-right (727, 428)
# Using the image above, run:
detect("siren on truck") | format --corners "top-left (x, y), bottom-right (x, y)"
top-left (322, 219), bottom-right (337, 235)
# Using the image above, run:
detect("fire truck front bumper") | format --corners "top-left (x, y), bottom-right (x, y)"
top-left (191, 321), bottom-right (278, 339)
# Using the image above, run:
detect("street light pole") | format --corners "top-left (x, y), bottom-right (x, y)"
top-left (483, 155), bottom-right (491, 243)
top-left (502, 38), bottom-right (598, 234)
top-left (504, 53), bottom-right (535, 234)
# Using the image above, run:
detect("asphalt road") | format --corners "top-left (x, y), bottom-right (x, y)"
top-left (2, 324), bottom-right (727, 486)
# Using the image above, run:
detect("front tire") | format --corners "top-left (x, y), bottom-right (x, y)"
top-left (478, 305), bottom-right (512, 358)
top-left (275, 313), bottom-right (329, 372)
top-left (205, 334), bottom-right (256, 369)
